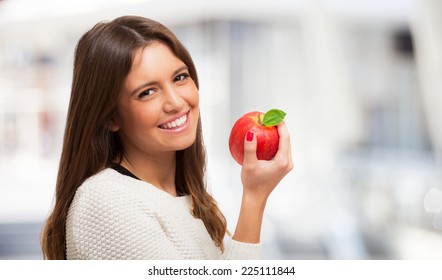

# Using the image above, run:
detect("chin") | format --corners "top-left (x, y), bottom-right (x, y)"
top-left (177, 136), bottom-right (197, 151)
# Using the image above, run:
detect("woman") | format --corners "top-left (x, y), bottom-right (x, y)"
top-left (41, 15), bottom-right (293, 259)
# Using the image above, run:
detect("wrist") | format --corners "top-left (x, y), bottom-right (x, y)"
top-left (234, 191), bottom-right (267, 244)
top-left (241, 190), bottom-right (268, 211)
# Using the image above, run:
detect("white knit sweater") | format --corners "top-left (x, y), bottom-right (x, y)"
top-left (65, 168), bottom-right (262, 260)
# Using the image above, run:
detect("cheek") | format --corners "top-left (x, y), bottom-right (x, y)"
top-left (120, 105), bottom-right (157, 131)
top-left (192, 92), bottom-right (199, 108)
top-left (183, 79), bottom-right (199, 106)
top-left (189, 87), bottom-right (199, 107)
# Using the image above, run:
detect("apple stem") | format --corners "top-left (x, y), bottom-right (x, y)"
top-left (257, 113), bottom-right (264, 125)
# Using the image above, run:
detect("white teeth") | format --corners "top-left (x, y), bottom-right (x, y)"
top-left (160, 114), bottom-right (187, 129)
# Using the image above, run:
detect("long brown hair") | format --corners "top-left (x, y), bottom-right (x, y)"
top-left (41, 16), bottom-right (227, 259)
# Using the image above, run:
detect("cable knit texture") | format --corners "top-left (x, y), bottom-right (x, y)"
top-left (66, 168), bottom-right (262, 260)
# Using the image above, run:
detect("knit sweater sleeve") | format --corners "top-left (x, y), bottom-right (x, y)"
top-left (66, 182), bottom-right (182, 260)
top-left (222, 239), bottom-right (262, 260)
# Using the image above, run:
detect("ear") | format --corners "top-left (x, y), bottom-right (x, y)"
top-left (108, 118), bottom-right (120, 132)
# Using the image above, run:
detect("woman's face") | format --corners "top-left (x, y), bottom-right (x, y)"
top-left (112, 41), bottom-right (199, 158)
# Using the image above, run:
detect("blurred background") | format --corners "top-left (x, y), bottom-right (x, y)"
top-left (1, 0), bottom-right (442, 259)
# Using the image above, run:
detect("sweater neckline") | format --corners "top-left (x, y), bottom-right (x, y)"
top-left (109, 162), bottom-right (140, 180)
top-left (104, 167), bottom-right (190, 201)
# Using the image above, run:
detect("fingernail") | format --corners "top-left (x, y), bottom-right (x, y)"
top-left (246, 131), bottom-right (254, 142)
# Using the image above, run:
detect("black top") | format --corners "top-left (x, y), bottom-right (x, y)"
top-left (110, 163), bottom-right (140, 180)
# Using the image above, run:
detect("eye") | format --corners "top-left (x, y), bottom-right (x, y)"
top-left (137, 88), bottom-right (155, 99)
top-left (174, 73), bottom-right (190, 82)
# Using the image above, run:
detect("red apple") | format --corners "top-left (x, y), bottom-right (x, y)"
top-left (229, 109), bottom-right (286, 165)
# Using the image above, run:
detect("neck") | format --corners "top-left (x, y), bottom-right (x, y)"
top-left (120, 151), bottom-right (177, 197)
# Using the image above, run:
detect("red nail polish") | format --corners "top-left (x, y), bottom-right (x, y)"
top-left (246, 131), bottom-right (254, 142)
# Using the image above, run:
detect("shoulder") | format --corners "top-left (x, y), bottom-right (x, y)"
top-left (77, 168), bottom-right (132, 194)
top-left (65, 168), bottom-right (193, 259)
top-left (66, 169), bottom-right (160, 259)
top-left (67, 168), bottom-right (152, 230)
top-left (72, 168), bottom-right (143, 205)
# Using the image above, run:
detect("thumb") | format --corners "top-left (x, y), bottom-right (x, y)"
top-left (242, 130), bottom-right (257, 164)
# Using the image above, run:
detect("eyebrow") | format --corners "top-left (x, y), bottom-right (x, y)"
top-left (128, 65), bottom-right (189, 96)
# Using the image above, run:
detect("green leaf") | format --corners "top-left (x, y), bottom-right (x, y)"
top-left (262, 109), bottom-right (286, 126)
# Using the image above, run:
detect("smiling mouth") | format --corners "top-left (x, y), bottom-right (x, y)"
top-left (158, 112), bottom-right (188, 130)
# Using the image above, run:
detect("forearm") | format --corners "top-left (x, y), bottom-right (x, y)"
top-left (232, 193), bottom-right (268, 243)
top-left (232, 122), bottom-right (293, 244)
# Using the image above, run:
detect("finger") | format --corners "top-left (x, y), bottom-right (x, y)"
top-left (279, 123), bottom-right (294, 171)
top-left (242, 130), bottom-right (257, 165)
top-left (274, 122), bottom-right (291, 160)
top-left (287, 136), bottom-right (294, 170)
top-left (285, 124), bottom-right (293, 166)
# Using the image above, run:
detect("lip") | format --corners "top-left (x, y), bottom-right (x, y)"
top-left (158, 111), bottom-right (190, 132)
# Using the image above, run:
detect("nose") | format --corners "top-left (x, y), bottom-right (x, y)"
top-left (162, 86), bottom-right (184, 113)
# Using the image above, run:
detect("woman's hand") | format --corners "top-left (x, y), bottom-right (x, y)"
top-left (232, 122), bottom-right (293, 244)
top-left (241, 122), bottom-right (293, 203)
